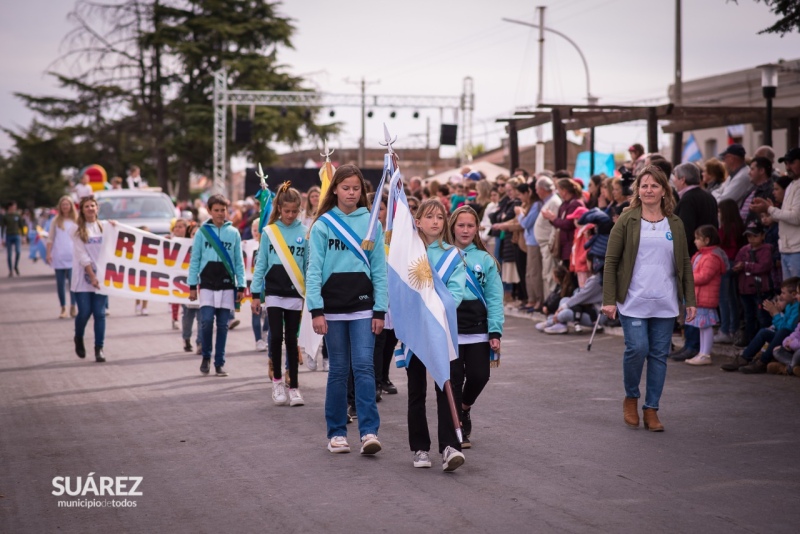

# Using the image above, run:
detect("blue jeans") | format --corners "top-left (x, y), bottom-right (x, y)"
top-left (718, 270), bottom-right (739, 336)
top-left (742, 327), bottom-right (792, 364)
top-left (252, 307), bottom-right (269, 341)
top-left (181, 305), bottom-right (201, 344)
top-left (6, 234), bottom-right (21, 272)
top-left (781, 252), bottom-right (800, 280)
top-left (619, 314), bottom-right (675, 410)
top-left (324, 318), bottom-right (380, 439)
top-left (200, 306), bottom-right (231, 368)
top-left (55, 268), bottom-right (76, 307)
top-left (74, 292), bottom-right (108, 348)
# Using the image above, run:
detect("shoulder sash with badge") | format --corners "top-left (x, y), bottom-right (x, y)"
top-left (264, 223), bottom-right (305, 296)
top-left (200, 224), bottom-right (236, 284)
top-left (319, 211), bottom-right (370, 267)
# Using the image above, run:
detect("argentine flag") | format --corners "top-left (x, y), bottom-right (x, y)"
top-left (386, 171), bottom-right (459, 389)
top-left (682, 133), bottom-right (702, 163)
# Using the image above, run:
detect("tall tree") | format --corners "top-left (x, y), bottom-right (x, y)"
top-left (732, 0), bottom-right (800, 35)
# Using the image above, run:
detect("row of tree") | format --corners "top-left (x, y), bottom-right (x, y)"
top-left (0, 0), bottom-right (336, 207)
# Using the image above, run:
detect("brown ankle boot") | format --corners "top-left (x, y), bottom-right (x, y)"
top-left (642, 408), bottom-right (664, 432)
top-left (623, 397), bottom-right (639, 428)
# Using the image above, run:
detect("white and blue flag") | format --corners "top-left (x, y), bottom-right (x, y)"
top-left (682, 133), bottom-right (702, 163)
top-left (386, 172), bottom-right (459, 389)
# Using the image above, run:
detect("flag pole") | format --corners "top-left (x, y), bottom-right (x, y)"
top-left (443, 380), bottom-right (463, 443)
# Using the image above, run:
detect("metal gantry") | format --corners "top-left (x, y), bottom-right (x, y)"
top-left (212, 69), bottom-right (474, 193)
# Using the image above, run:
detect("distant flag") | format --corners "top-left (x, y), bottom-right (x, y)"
top-left (319, 140), bottom-right (335, 202)
top-left (254, 163), bottom-right (273, 233)
top-left (727, 125), bottom-right (745, 146)
top-left (682, 133), bottom-right (702, 163)
top-left (385, 170), bottom-right (459, 389)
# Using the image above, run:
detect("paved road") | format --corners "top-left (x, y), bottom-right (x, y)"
top-left (1, 255), bottom-right (799, 533)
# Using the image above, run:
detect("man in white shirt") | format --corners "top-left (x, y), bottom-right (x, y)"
top-left (712, 144), bottom-right (750, 205)
top-left (533, 176), bottom-right (562, 294)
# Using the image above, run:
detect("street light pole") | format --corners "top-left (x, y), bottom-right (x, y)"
top-left (759, 63), bottom-right (779, 147)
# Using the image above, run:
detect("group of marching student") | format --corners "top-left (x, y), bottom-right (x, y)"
top-left (213, 164), bottom-right (504, 472)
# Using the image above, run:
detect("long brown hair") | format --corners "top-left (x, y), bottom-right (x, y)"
top-left (76, 196), bottom-right (102, 243)
top-left (267, 181), bottom-right (302, 225)
top-left (628, 165), bottom-right (675, 217)
top-left (304, 185), bottom-right (321, 218)
top-left (53, 195), bottom-right (77, 230)
top-left (313, 164), bottom-right (370, 227)
top-left (448, 206), bottom-right (488, 253)
top-left (415, 198), bottom-right (453, 247)
top-left (717, 198), bottom-right (745, 249)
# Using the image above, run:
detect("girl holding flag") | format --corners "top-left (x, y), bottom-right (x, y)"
top-left (407, 198), bottom-right (466, 472)
top-left (251, 183), bottom-right (308, 407)
top-left (448, 206), bottom-right (504, 449)
top-left (306, 164), bottom-right (387, 455)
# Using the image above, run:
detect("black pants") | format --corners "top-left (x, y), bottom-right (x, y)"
top-left (267, 307), bottom-right (301, 389)
top-left (375, 328), bottom-right (397, 384)
top-left (454, 342), bottom-right (491, 408)
top-left (515, 246), bottom-right (528, 302)
top-left (406, 355), bottom-right (463, 454)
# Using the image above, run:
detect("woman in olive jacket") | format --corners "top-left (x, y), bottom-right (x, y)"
top-left (602, 165), bottom-right (696, 432)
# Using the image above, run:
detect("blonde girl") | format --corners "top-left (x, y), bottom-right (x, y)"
top-left (47, 196), bottom-right (78, 318)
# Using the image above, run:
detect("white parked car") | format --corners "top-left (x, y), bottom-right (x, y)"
top-left (95, 189), bottom-right (177, 235)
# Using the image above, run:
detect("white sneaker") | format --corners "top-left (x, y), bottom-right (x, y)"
top-left (713, 332), bottom-right (733, 344)
top-left (686, 353), bottom-right (712, 366)
top-left (360, 434), bottom-right (382, 455)
top-left (327, 436), bottom-right (350, 453)
top-left (535, 321), bottom-right (550, 332)
top-left (135, 303), bottom-right (142, 315)
top-left (305, 352), bottom-right (317, 371)
top-left (574, 323), bottom-right (583, 333)
top-left (255, 339), bottom-right (267, 352)
top-left (172, 320), bottom-right (179, 330)
top-left (413, 450), bottom-right (432, 468)
top-left (322, 358), bottom-right (329, 371)
top-left (544, 323), bottom-right (568, 335)
top-left (289, 388), bottom-right (304, 406)
top-left (272, 380), bottom-right (288, 405)
top-left (141, 307), bottom-right (149, 316)
top-left (442, 446), bottom-right (465, 472)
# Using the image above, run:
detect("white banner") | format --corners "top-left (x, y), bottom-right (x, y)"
top-left (97, 223), bottom-right (258, 303)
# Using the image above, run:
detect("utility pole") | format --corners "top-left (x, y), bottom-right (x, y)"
top-left (426, 116), bottom-right (431, 172)
top-left (345, 77), bottom-right (379, 168)
top-left (535, 5), bottom-right (546, 173)
top-left (671, 0), bottom-right (683, 165)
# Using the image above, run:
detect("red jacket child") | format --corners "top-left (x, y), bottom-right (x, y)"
top-left (691, 246), bottom-right (728, 309)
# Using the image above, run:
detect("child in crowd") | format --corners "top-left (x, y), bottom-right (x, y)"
top-left (760, 211), bottom-right (782, 289)
top-left (188, 194), bottom-right (246, 377)
top-left (306, 164), bottom-right (387, 455)
top-left (251, 183), bottom-right (308, 407)
top-left (772, 313), bottom-right (800, 376)
top-left (134, 226), bottom-right (151, 316)
top-left (568, 207), bottom-right (593, 288)
top-left (684, 225), bottom-right (728, 366)
top-left (408, 199), bottom-right (466, 471)
top-left (449, 206), bottom-right (504, 450)
top-left (733, 222), bottom-right (774, 345)
top-left (169, 219), bottom-right (188, 330)
top-left (249, 219), bottom-right (269, 353)
top-left (536, 264), bottom-right (577, 332)
top-left (181, 222), bottom-right (202, 353)
top-left (722, 277), bottom-right (800, 373)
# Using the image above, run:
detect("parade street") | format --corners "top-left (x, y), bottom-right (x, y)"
top-left (1, 257), bottom-right (799, 534)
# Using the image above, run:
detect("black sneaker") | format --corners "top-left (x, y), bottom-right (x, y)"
top-left (94, 347), bottom-right (106, 363)
top-left (74, 336), bottom-right (86, 359)
top-left (348, 404), bottom-right (358, 420)
top-left (381, 380), bottom-right (398, 395)
top-left (721, 354), bottom-right (749, 372)
top-left (200, 358), bottom-right (211, 375)
top-left (183, 339), bottom-right (193, 352)
top-left (375, 387), bottom-right (382, 403)
top-left (461, 408), bottom-right (472, 438)
top-left (671, 349), bottom-right (697, 362)
top-left (461, 436), bottom-right (472, 449)
top-left (215, 366), bottom-right (228, 377)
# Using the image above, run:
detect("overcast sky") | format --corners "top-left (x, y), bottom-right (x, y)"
top-left (2, 0), bottom-right (800, 161)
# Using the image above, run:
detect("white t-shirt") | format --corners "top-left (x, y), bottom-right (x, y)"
top-left (74, 184), bottom-right (93, 201)
top-left (617, 218), bottom-right (679, 319)
top-left (70, 221), bottom-right (104, 293)
top-left (49, 220), bottom-right (77, 269)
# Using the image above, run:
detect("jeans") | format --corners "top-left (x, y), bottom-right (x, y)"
top-left (619, 314), bottom-right (675, 410)
top-left (742, 327), bottom-right (792, 364)
top-left (74, 292), bottom-right (108, 348)
top-left (181, 305), bottom-right (201, 344)
top-left (683, 325), bottom-right (700, 352)
top-left (740, 294), bottom-right (773, 346)
top-left (252, 307), bottom-right (269, 341)
top-left (718, 270), bottom-right (739, 336)
top-left (6, 234), bottom-right (21, 272)
top-left (200, 306), bottom-right (232, 368)
top-left (55, 268), bottom-right (75, 307)
top-left (781, 252), bottom-right (800, 280)
top-left (324, 318), bottom-right (379, 439)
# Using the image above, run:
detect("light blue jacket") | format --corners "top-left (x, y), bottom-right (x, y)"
top-left (188, 220), bottom-right (246, 291)
top-left (517, 201), bottom-right (542, 246)
top-left (773, 300), bottom-right (799, 331)
top-left (306, 206), bottom-right (388, 318)
top-left (427, 240), bottom-right (466, 308)
top-left (460, 243), bottom-right (504, 338)
top-left (251, 219), bottom-right (309, 298)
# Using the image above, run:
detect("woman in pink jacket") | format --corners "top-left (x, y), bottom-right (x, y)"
top-left (685, 225), bottom-right (729, 366)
